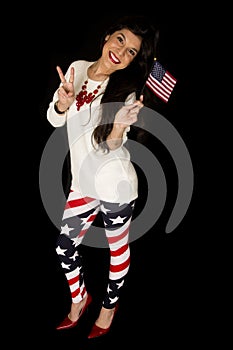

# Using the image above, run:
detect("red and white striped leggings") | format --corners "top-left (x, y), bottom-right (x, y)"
top-left (56, 189), bottom-right (135, 309)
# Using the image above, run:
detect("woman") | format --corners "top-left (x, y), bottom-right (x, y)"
top-left (46, 15), bottom-right (157, 338)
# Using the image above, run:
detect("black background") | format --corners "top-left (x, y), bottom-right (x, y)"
top-left (15, 6), bottom-right (214, 349)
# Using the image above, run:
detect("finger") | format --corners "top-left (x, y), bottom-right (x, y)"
top-left (129, 104), bottom-right (141, 113)
top-left (69, 67), bottom-right (75, 83)
top-left (130, 109), bottom-right (139, 118)
top-left (57, 87), bottom-right (67, 98)
top-left (127, 115), bottom-right (138, 125)
top-left (136, 98), bottom-right (144, 109)
top-left (132, 99), bottom-right (143, 109)
top-left (126, 103), bottom-right (140, 112)
top-left (56, 66), bottom-right (66, 84)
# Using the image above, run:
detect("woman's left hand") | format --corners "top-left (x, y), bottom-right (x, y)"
top-left (114, 95), bottom-right (144, 129)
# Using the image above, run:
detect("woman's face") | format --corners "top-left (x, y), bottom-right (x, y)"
top-left (101, 29), bottom-right (142, 72)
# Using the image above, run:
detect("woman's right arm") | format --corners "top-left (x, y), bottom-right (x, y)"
top-left (47, 65), bottom-right (75, 128)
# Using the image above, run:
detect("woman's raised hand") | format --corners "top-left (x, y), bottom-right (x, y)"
top-left (56, 66), bottom-right (75, 110)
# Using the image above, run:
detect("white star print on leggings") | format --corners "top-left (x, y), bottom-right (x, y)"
top-left (56, 189), bottom-right (135, 309)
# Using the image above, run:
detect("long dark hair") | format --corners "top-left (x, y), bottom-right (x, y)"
top-left (92, 15), bottom-right (159, 151)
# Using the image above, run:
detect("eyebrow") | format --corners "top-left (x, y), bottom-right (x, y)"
top-left (118, 32), bottom-right (139, 53)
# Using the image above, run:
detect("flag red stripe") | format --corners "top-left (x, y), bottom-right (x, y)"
top-left (148, 76), bottom-right (172, 96)
top-left (110, 256), bottom-right (130, 273)
top-left (164, 71), bottom-right (177, 84)
top-left (68, 275), bottom-right (80, 286)
top-left (107, 226), bottom-right (129, 244)
top-left (87, 214), bottom-right (97, 222)
top-left (78, 228), bottom-right (88, 238)
top-left (65, 196), bottom-right (95, 209)
top-left (111, 244), bottom-right (129, 257)
top-left (71, 287), bottom-right (80, 299)
top-left (146, 80), bottom-right (169, 102)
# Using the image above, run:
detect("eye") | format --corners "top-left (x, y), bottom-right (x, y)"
top-left (117, 36), bottom-right (124, 44)
top-left (128, 49), bottom-right (136, 57)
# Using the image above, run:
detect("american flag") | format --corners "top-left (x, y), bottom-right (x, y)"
top-left (145, 60), bottom-right (177, 103)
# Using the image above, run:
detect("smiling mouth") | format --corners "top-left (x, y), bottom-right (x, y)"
top-left (109, 51), bottom-right (120, 64)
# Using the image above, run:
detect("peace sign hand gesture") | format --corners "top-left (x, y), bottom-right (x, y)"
top-left (56, 66), bottom-right (75, 112)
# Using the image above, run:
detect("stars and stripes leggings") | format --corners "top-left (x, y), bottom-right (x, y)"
top-left (56, 189), bottom-right (135, 309)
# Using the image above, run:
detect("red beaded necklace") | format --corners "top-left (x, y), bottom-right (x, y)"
top-left (76, 79), bottom-right (104, 111)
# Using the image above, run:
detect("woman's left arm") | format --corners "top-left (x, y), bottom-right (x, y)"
top-left (106, 97), bottom-right (144, 150)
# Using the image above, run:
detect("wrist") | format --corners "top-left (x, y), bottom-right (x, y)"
top-left (54, 101), bottom-right (69, 114)
top-left (111, 124), bottom-right (125, 139)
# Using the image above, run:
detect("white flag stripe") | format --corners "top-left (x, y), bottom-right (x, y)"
top-left (66, 266), bottom-right (80, 279)
top-left (147, 79), bottom-right (170, 98)
top-left (146, 80), bottom-right (169, 102)
top-left (163, 76), bottom-right (176, 90)
top-left (109, 267), bottom-right (129, 280)
top-left (69, 280), bottom-right (80, 293)
top-left (108, 235), bottom-right (129, 250)
top-left (164, 73), bottom-right (177, 85)
top-left (111, 249), bottom-right (130, 266)
top-left (147, 76), bottom-right (171, 96)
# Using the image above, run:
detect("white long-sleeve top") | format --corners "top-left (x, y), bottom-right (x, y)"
top-left (47, 60), bottom-right (138, 203)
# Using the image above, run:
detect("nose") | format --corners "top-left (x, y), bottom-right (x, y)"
top-left (117, 46), bottom-right (126, 56)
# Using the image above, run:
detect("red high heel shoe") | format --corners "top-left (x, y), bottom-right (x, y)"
top-left (88, 303), bottom-right (119, 339)
top-left (56, 294), bottom-right (92, 330)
